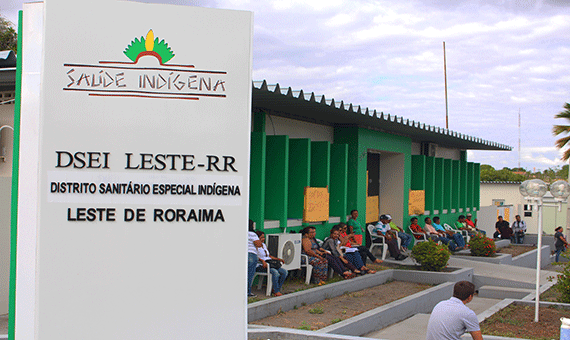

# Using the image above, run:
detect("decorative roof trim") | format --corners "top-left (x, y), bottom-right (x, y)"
top-left (253, 80), bottom-right (512, 151)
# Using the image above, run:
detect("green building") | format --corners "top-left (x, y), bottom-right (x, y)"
top-left (249, 80), bottom-right (510, 240)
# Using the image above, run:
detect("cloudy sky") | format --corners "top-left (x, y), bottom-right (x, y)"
top-left (1, 0), bottom-right (570, 171)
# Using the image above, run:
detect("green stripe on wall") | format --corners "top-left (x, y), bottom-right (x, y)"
top-left (9, 10), bottom-right (23, 340)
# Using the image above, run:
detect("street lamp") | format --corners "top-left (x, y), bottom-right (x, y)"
top-left (520, 179), bottom-right (570, 322)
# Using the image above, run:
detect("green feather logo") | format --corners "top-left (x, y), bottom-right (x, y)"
top-left (123, 30), bottom-right (175, 64)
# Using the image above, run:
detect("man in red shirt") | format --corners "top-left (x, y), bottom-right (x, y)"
top-left (409, 217), bottom-right (428, 240)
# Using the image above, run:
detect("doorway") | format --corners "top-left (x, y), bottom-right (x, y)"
top-left (367, 150), bottom-right (405, 228)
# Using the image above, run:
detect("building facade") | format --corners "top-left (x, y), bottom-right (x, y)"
top-left (250, 81), bottom-right (509, 239)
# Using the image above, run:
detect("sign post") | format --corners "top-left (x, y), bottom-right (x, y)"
top-left (15, 2), bottom-right (252, 339)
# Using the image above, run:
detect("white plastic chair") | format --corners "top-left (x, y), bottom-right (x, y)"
top-left (367, 224), bottom-right (389, 260)
top-left (444, 223), bottom-right (470, 244)
top-left (253, 265), bottom-right (272, 296)
top-left (409, 227), bottom-right (429, 244)
top-left (300, 254), bottom-right (313, 285)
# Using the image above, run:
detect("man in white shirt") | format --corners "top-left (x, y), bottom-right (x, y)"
top-left (373, 215), bottom-right (406, 260)
top-left (248, 219), bottom-right (263, 297)
top-left (511, 215), bottom-right (527, 244)
top-left (426, 281), bottom-right (482, 340)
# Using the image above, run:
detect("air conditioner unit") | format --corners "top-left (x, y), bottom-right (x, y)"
top-left (266, 233), bottom-right (302, 271)
top-left (421, 142), bottom-right (438, 157)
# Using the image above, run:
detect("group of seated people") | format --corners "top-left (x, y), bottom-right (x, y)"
top-left (248, 212), bottom-right (492, 296)
top-left (493, 215), bottom-right (526, 244)
top-left (409, 216), bottom-right (468, 250)
top-left (371, 214), bottom-right (477, 258)
top-left (301, 224), bottom-right (378, 285)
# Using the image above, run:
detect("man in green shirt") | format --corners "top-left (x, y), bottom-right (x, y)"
top-left (455, 215), bottom-right (475, 236)
top-left (386, 214), bottom-right (412, 251)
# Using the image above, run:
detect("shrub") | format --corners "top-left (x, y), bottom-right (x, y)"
top-left (468, 234), bottom-right (496, 257)
top-left (308, 307), bottom-right (324, 314)
top-left (411, 240), bottom-right (451, 271)
top-left (548, 252), bottom-right (570, 303)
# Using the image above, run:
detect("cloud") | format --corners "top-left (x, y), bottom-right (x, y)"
top-left (3, 0), bottom-right (570, 172)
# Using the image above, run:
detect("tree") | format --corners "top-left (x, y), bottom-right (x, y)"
top-left (480, 164), bottom-right (526, 182)
top-left (0, 16), bottom-right (16, 52)
top-left (553, 103), bottom-right (570, 161)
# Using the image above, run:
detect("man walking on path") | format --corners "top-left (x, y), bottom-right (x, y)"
top-left (426, 281), bottom-right (482, 340)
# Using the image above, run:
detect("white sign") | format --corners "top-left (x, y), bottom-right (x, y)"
top-left (16, 1), bottom-right (252, 339)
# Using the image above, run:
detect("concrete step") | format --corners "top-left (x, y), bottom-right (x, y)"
top-left (478, 285), bottom-right (534, 300)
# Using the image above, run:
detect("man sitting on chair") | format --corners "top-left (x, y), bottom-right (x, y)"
top-left (373, 215), bottom-right (407, 260)
top-left (386, 214), bottom-right (412, 251)
top-left (433, 216), bottom-right (465, 250)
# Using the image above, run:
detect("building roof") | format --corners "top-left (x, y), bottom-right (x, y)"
top-left (253, 80), bottom-right (511, 151)
top-left (0, 51), bottom-right (16, 68)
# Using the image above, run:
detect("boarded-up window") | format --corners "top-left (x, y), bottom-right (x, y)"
top-left (303, 187), bottom-right (329, 222)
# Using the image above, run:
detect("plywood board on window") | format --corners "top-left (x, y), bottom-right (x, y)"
top-left (366, 195), bottom-right (379, 223)
top-left (303, 187), bottom-right (329, 222)
top-left (409, 190), bottom-right (425, 215)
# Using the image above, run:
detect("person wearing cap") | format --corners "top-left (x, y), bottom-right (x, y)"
top-left (455, 215), bottom-right (477, 237)
top-left (465, 213), bottom-right (486, 235)
top-left (373, 215), bottom-right (407, 260)
top-left (465, 213), bottom-right (476, 228)
top-left (386, 214), bottom-right (412, 251)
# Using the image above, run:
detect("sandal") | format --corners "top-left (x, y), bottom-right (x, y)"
top-left (343, 272), bottom-right (354, 279)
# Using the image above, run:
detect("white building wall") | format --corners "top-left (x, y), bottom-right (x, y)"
top-left (480, 183), bottom-right (524, 208)
top-left (410, 142), bottom-right (461, 160)
top-left (265, 114), bottom-right (334, 142)
top-left (411, 142), bottom-right (421, 155)
top-left (0, 96), bottom-right (14, 315)
top-left (435, 145), bottom-right (461, 160)
top-left (479, 182), bottom-right (567, 236)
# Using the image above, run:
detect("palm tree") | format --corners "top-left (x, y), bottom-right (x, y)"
top-left (553, 103), bottom-right (570, 161)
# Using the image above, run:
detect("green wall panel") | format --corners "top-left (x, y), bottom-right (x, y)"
top-left (411, 155), bottom-right (426, 190)
top-left (253, 111), bottom-right (266, 133)
top-left (444, 159), bottom-right (452, 211)
top-left (459, 160), bottom-right (467, 210)
top-left (311, 141), bottom-right (331, 188)
top-left (249, 132), bottom-right (265, 227)
top-left (330, 143), bottom-right (348, 219)
top-left (434, 158), bottom-right (444, 213)
top-left (474, 163), bottom-right (481, 210)
top-left (333, 126), bottom-right (361, 217)
top-left (452, 160), bottom-right (460, 211)
top-left (288, 139), bottom-right (311, 219)
top-left (265, 135), bottom-right (289, 228)
top-left (425, 156), bottom-right (435, 212)
top-left (467, 162), bottom-right (474, 209)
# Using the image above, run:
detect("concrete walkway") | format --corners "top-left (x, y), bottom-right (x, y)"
top-left (450, 256), bottom-right (557, 284)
